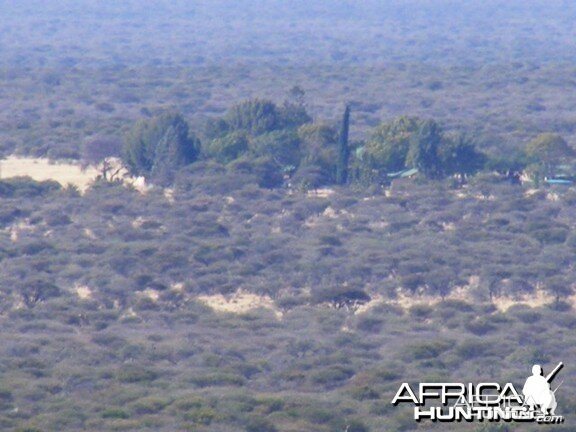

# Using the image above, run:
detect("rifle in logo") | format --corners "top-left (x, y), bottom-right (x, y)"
top-left (392, 361), bottom-right (565, 424)
top-left (522, 362), bottom-right (563, 415)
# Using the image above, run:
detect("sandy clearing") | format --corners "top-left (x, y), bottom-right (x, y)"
top-left (197, 284), bottom-right (564, 321)
top-left (75, 286), bottom-right (93, 300)
top-left (0, 156), bottom-right (99, 191)
top-left (0, 156), bottom-right (150, 193)
top-left (354, 284), bottom-right (559, 315)
top-left (142, 289), bottom-right (161, 302)
top-left (491, 290), bottom-right (556, 312)
top-left (197, 290), bottom-right (282, 319)
top-left (307, 188), bottom-right (334, 198)
top-left (7, 220), bottom-right (35, 242)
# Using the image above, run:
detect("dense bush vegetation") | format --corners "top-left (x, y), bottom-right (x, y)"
top-left (0, 169), bottom-right (573, 430)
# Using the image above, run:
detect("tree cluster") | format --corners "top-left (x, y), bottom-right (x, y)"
top-left (88, 99), bottom-right (576, 190)
top-left (357, 116), bottom-right (486, 182)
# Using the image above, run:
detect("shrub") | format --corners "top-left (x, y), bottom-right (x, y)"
top-left (245, 417), bottom-right (278, 432)
top-left (348, 386), bottom-right (380, 401)
top-left (0, 205), bottom-right (25, 227)
top-left (20, 280), bottom-right (61, 308)
top-left (190, 373), bottom-right (246, 387)
top-left (355, 316), bottom-right (384, 333)
top-left (310, 365), bottom-right (355, 385)
top-left (130, 396), bottom-right (171, 415)
top-left (117, 366), bottom-right (159, 383)
top-left (455, 339), bottom-right (492, 360)
top-left (402, 340), bottom-right (454, 360)
top-left (288, 405), bottom-right (333, 424)
top-left (345, 419), bottom-right (370, 432)
top-left (182, 407), bottom-right (217, 425)
top-left (101, 408), bottom-right (130, 419)
top-left (409, 304), bottom-right (434, 320)
top-left (465, 317), bottom-right (497, 335)
top-left (0, 177), bottom-right (61, 198)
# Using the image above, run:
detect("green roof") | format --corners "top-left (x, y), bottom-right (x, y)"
top-left (387, 168), bottom-right (418, 178)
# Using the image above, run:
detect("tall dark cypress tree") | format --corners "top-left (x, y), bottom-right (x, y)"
top-left (336, 104), bottom-right (351, 185)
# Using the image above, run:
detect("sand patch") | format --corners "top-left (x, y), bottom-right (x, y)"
top-left (441, 222), bottom-right (456, 231)
top-left (120, 307), bottom-right (139, 320)
top-left (0, 156), bottom-right (150, 193)
top-left (7, 220), bottom-right (35, 242)
top-left (355, 294), bottom-right (384, 314)
top-left (197, 290), bottom-right (282, 318)
top-left (0, 156), bottom-right (98, 191)
top-left (129, 176), bottom-right (150, 193)
top-left (164, 188), bottom-right (175, 203)
top-left (368, 221), bottom-right (389, 230)
top-left (322, 206), bottom-right (338, 218)
top-left (491, 290), bottom-right (555, 312)
top-left (142, 289), bottom-right (161, 302)
top-left (171, 282), bottom-right (185, 292)
top-left (132, 216), bottom-right (146, 229)
top-left (84, 228), bottom-right (97, 240)
top-left (307, 188), bottom-right (334, 198)
top-left (75, 286), bottom-right (93, 300)
top-left (354, 284), bottom-right (559, 315)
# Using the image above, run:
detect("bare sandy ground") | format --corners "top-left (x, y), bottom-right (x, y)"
top-left (0, 156), bottom-right (98, 191)
top-left (197, 290), bottom-right (283, 319)
top-left (0, 156), bottom-right (150, 193)
top-left (195, 285), bottom-right (569, 321)
top-left (355, 286), bottom-right (562, 314)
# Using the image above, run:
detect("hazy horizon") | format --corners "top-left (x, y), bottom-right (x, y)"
top-left (2, 0), bottom-right (576, 68)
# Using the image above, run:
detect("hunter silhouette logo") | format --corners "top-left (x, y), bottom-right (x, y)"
top-left (522, 362), bottom-right (563, 416)
top-left (392, 361), bottom-right (565, 424)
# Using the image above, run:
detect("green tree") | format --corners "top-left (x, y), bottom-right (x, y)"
top-left (123, 113), bottom-right (199, 184)
top-left (525, 133), bottom-right (575, 177)
top-left (21, 279), bottom-right (61, 308)
top-left (204, 117), bottom-right (230, 140)
top-left (203, 131), bottom-right (249, 164)
top-left (364, 116), bottom-right (422, 173)
top-left (440, 133), bottom-right (486, 179)
top-left (222, 98), bottom-right (311, 137)
top-left (278, 101), bottom-right (312, 130)
top-left (225, 99), bottom-right (279, 135)
top-left (250, 130), bottom-right (302, 167)
top-left (287, 85), bottom-right (306, 106)
top-left (292, 165), bottom-right (327, 190)
top-left (298, 123), bottom-right (338, 184)
top-left (406, 119), bottom-right (443, 178)
top-left (227, 156), bottom-right (284, 188)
